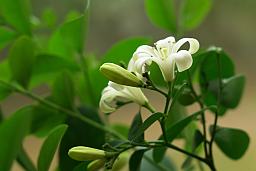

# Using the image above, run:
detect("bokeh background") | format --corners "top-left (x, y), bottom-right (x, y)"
top-left (2, 0), bottom-right (255, 170)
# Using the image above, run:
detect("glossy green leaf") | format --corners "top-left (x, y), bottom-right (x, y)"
top-left (60, 15), bottom-right (86, 54)
top-left (0, 0), bottom-right (31, 34)
top-left (166, 108), bottom-right (209, 142)
top-left (38, 124), bottom-right (68, 171)
top-left (145, 0), bottom-right (176, 32)
top-left (102, 37), bottom-right (151, 64)
top-left (141, 150), bottom-right (176, 171)
top-left (8, 36), bottom-right (37, 88)
top-left (152, 147), bottom-right (167, 163)
top-left (0, 83), bottom-right (12, 101)
top-left (180, 0), bottom-right (212, 31)
top-left (0, 60), bottom-right (11, 81)
top-left (149, 62), bottom-right (166, 87)
top-left (131, 112), bottom-right (163, 141)
top-left (51, 71), bottom-right (75, 109)
top-left (220, 75), bottom-right (245, 108)
top-left (17, 147), bottom-right (37, 171)
top-left (48, 15), bottom-right (87, 58)
top-left (59, 106), bottom-right (105, 171)
top-left (182, 130), bottom-right (204, 169)
top-left (0, 107), bottom-right (32, 171)
top-left (128, 111), bottom-right (144, 143)
top-left (31, 54), bottom-right (79, 87)
top-left (199, 48), bottom-right (235, 115)
top-left (0, 26), bottom-right (17, 49)
top-left (112, 123), bottom-right (130, 138)
top-left (129, 149), bottom-right (148, 171)
top-left (30, 105), bottom-right (67, 137)
top-left (212, 126), bottom-right (249, 160)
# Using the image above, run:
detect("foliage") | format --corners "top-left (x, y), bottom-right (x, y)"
top-left (0, 0), bottom-right (249, 171)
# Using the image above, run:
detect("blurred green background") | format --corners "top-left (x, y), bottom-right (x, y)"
top-left (3, 0), bottom-right (255, 170)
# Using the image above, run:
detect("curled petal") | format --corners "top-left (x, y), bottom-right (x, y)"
top-left (172, 38), bottom-right (199, 54)
top-left (155, 36), bottom-right (175, 49)
top-left (172, 50), bottom-right (193, 72)
top-left (133, 45), bottom-right (155, 59)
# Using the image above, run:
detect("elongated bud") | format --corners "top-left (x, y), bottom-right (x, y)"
top-left (100, 63), bottom-right (144, 87)
top-left (112, 152), bottom-right (129, 171)
top-left (87, 159), bottom-right (105, 171)
top-left (68, 146), bottom-right (106, 161)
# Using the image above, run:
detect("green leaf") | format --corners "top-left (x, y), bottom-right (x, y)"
top-left (166, 108), bottom-right (209, 142)
top-left (152, 147), bottom-right (167, 163)
top-left (128, 111), bottom-right (144, 143)
top-left (8, 36), bottom-right (37, 88)
top-left (212, 126), bottom-right (249, 160)
top-left (30, 105), bottom-right (67, 137)
top-left (0, 107), bottom-right (32, 171)
top-left (60, 15), bottom-right (87, 54)
top-left (38, 124), bottom-right (68, 171)
top-left (181, 130), bottom-right (204, 169)
top-left (220, 75), bottom-right (245, 108)
top-left (0, 82), bottom-right (12, 101)
top-left (102, 37), bottom-right (151, 64)
top-left (31, 54), bottom-right (79, 87)
top-left (16, 147), bottom-right (37, 171)
top-left (0, 26), bottom-right (17, 49)
top-left (112, 124), bottom-right (130, 138)
top-left (0, 60), bottom-right (11, 81)
top-left (51, 71), bottom-right (75, 109)
top-left (180, 0), bottom-right (212, 31)
top-left (131, 112), bottom-right (163, 141)
top-left (199, 48), bottom-right (235, 115)
top-left (0, 0), bottom-right (31, 34)
top-left (48, 15), bottom-right (87, 58)
top-left (129, 149), bottom-right (148, 171)
top-left (59, 106), bottom-right (105, 171)
top-left (145, 0), bottom-right (176, 33)
top-left (141, 150), bottom-right (176, 171)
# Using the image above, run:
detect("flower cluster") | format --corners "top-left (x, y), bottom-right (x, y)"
top-left (99, 36), bottom-right (199, 113)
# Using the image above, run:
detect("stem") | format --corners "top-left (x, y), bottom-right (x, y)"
top-left (148, 85), bottom-right (167, 97)
top-left (161, 82), bottom-right (172, 143)
top-left (208, 52), bottom-right (222, 171)
top-left (0, 80), bottom-right (125, 140)
top-left (187, 70), bottom-right (209, 158)
top-left (165, 143), bottom-right (207, 163)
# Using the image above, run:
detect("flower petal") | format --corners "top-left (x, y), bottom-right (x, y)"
top-left (172, 38), bottom-right (199, 54)
top-left (173, 50), bottom-right (193, 72)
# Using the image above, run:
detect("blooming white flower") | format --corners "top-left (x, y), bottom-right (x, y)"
top-left (128, 36), bottom-right (200, 82)
top-left (99, 81), bottom-right (148, 113)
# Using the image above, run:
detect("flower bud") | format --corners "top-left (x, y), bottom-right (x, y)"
top-left (112, 152), bottom-right (129, 171)
top-left (68, 146), bottom-right (106, 161)
top-left (87, 159), bottom-right (105, 171)
top-left (100, 63), bottom-right (144, 87)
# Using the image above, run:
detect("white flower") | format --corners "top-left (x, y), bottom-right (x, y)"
top-left (128, 36), bottom-right (200, 82)
top-left (99, 82), bottom-right (148, 113)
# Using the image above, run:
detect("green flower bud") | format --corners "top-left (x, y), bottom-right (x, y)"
top-left (87, 159), bottom-right (105, 171)
top-left (112, 152), bottom-right (129, 171)
top-left (100, 63), bottom-right (144, 87)
top-left (68, 146), bottom-right (106, 161)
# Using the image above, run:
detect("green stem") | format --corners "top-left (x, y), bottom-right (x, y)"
top-left (208, 52), bottom-right (222, 171)
top-left (187, 70), bottom-right (209, 158)
top-left (160, 82), bottom-right (172, 143)
top-left (0, 80), bottom-right (125, 140)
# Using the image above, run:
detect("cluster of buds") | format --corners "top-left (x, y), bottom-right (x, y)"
top-left (68, 146), bottom-right (128, 171)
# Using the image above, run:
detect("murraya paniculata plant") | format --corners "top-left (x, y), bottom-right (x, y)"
top-left (0, 0), bottom-right (249, 171)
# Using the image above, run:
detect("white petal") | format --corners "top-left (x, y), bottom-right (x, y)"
top-left (133, 45), bottom-right (155, 59)
top-left (172, 50), bottom-right (193, 72)
top-left (172, 38), bottom-right (199, 54)
top-left (155, 36), bottom-right (175, 49)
